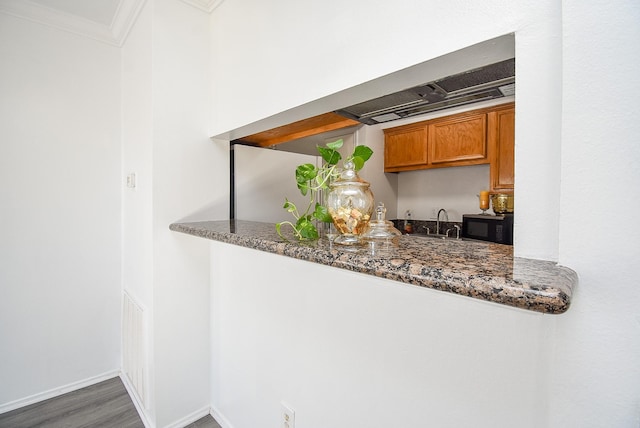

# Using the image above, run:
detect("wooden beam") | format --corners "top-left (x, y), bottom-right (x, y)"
top-left (237, 112), bottom-right (360, 147)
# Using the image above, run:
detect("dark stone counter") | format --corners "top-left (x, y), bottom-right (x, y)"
top-left (170, 220), bottom-right (577, 314)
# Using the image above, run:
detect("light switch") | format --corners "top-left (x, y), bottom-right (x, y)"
top-left (126, 173), bottom-right (136, 189)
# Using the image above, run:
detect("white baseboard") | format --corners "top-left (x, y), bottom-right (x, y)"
top-left (119, 372), bottom-right (154, 428)
top-left (163, 405), bottom-right (211, 428)
top-left (0, 369), bottom-right (219, 428)
top-left (211, 405), bottom-right (235, 428)
top-left (0, 370), bottom-right (120, 415)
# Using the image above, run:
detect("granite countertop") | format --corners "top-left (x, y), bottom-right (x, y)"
top-left (170, 220), bottom-right (577, 314)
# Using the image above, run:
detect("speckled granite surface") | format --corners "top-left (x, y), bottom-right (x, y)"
top-left (170, 220), bottom-right (577, 314)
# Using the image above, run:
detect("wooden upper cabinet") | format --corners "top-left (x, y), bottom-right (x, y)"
top-left (428, 113), bottom-right (487, 166)
top-left (383, 107), bottom-right (495, 172)
top-left (488, 104), bottom-right (515, 192)
top-left (383, 103), bottom-right (516, 193)
top-left (383, 124), bottom-right (428, 170)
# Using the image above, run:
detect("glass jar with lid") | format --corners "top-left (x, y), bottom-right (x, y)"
top-left (326, 160), bottom-right (375, 245)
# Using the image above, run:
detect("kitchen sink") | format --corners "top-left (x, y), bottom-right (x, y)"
top-left (409, 233), bottom-right (461, 241)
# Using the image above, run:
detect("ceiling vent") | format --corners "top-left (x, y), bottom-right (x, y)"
top-left (335, 58), bottom-right (515, 125)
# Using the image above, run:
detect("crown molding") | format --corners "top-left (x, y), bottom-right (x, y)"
top-left (110, 0), bottom-right (146, 46)
top-left (0, 0), bottom-right (145, 47)
top-left (180, 0), bottom-right (224, 13)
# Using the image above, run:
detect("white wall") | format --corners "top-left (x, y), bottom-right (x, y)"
top-left (551, 1), bottom-right (640, 427)
top-left (0, 0), bottom-right (227, 423)
top-left (210, 242), bottom-right (552, 428)
top-left (0, 14), bottom-right (122, 406)
top-left (150, 1), bottom-right (228, 426)
top-left (234, 145), bottom-right (319, 224)
top-left (207, 1), bottom-right (640, 427)
top-left (122, 0), bottom-right (154, 318)
top-left (124, 0), bottom-right (229, 426)
top-left (396, 165), bottom-right (490, 222)
top-left (121, 0), bottom-right (156, 421)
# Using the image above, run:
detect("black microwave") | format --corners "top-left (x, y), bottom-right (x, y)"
top-left (462, 214), bottom-right (514, 245)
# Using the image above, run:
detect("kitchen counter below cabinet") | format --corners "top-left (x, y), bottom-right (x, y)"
top-left (170, 220), bottom-right (577, 315)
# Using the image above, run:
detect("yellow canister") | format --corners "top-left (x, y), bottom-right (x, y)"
top-left (491, 193), bottom-right (514, 214)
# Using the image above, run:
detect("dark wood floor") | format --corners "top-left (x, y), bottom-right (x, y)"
top-left (0, 377), bottom-right (221, 428)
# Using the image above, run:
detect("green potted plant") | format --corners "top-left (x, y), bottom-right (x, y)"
top-left (276, 139), bottom-right (373, 241)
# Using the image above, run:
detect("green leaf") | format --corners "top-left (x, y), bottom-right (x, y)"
top-left (301, 226), bottom-right (318, 240)
top-left (282, 199), bottom-right (297, 213)
top-left (312, 203), bottom-right (333, 223)
top-left (353, 145), bottom-right (373, 162)
top-left (296, 164), bottom-right (317, 195)
top-left (326, 139), bottom-right (344, 150)
top-left (318, 147), bottom-right (341, 165)
top-left (296, 164), bottom-right (317, 183)
top-left (297, 183), bottom-right (309, 196)
top-left (300, 223), bottom-right (319, 240)
top-left (296, 216), bottom-right (319, 240)
top-left (352, 156), bottom-right (365, 171)
top-left (296, 215), bottom-right (311, 227)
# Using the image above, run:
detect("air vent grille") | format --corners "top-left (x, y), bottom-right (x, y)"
top-left (435, 59), bottom-right (515, 94)
top-left (334, 58), bottom-right (515, 125)
top-left (341, 91), bottom-right (425, 118)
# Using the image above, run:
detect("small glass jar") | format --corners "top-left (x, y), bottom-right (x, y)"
top-left (327, 160), bottom-right (375, 245)
top-left (361, 202), bottom-right (402, 255)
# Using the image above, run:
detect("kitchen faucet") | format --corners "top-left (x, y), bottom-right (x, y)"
top-left (436, 208), bottom-right (448, 235)
top-left (446, 224), bottom-right (461, 239)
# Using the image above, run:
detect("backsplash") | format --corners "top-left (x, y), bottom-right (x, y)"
top-left (395, 164), bottom-right (490, 223)
top-left (392, 219), bottom-right (463, 236)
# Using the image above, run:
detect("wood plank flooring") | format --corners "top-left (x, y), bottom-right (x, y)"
top-left (184, 415), bottom-right (222, 428)
top-left (0, 377), bottom-right (221, 428)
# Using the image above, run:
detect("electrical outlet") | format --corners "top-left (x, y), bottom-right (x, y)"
top-left (430, 208), bottom-right (437, 219)
top-left (281, 402), bottom-right (295, 428)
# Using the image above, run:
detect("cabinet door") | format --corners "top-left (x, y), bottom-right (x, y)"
top-left (428, 113), bottom-right (487, 166)
top-left (383, 125), bottom-right (428, 171)
top-left (488, 106), bottom-right (515, 192)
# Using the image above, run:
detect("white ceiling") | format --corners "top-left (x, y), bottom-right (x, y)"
top-left (0, 0), bottom-right (224, 46)
top-left (28, 0), bottom-right (122, 26)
